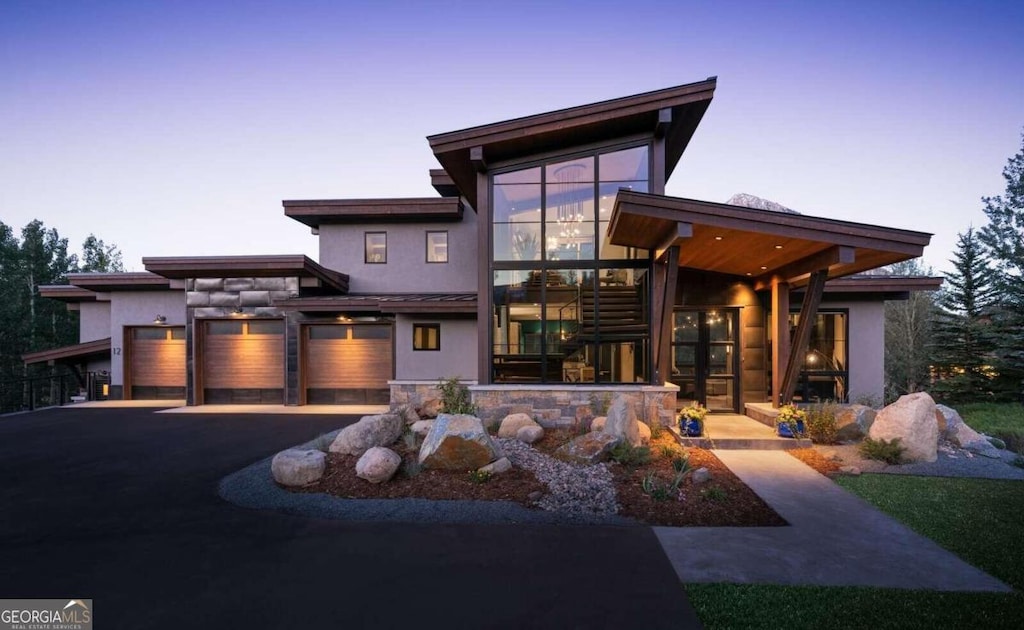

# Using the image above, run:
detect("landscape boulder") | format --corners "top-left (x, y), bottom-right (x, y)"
top-left (590, 416), bottom-right (607, 432)
top-left (555, 432), bottom-right (620, 465)
top-left (604, 396), bottom-right (642, 447)
top-left (329, 413), bottom-right (404, 456)
top-left (355, 447), bottom-right (402, 484)
top-left (516, 425), bottom-right (544, 445)
top-left (410, 419), bottom-right (435, 436)
top-left (271, 449), bottom-right (326, 487)
top-left (691, 467), bottom-right (711, 484)
top-left (497, 413), bottom-right (540, 438)
top-left (394, 404), bottom-right (421, 425)
top-left (835, 404), bottom-right (876, 441)
top-left (418, 398), bottom-right (442, 419)
top-left (478, 457), bottom-right (512, 475)
top-left (637, 422), bottom-right (652, 446)
top-left (868, 392), bottom-right (938, 463)
top-left (419, 414), bottom-right (503, 470)
top-left (942, 407), bottom-right (1002, 458)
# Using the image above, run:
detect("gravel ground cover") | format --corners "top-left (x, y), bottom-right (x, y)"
top-left (793, 440), bottom-right (1024, 480)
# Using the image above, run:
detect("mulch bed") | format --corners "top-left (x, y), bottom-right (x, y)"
top-left (788, 447), bottom-right (842, 476)
top-left (291, 428), bottom-right (787, 527)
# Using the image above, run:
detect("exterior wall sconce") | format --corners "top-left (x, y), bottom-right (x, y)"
top-left (153, 315), bottom-right (167, 325)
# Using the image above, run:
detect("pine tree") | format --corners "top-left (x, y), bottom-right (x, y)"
top-left (930, 228), bottom-right (999, 402)
top-left (977, 131), bottom-right (1024, 400)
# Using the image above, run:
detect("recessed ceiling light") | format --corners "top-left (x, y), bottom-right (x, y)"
top-left (760, 266), bottom-right (768, 270)
top-left (746, 272), bottom-right (752, 276)
top-left (714, 236), bottom-right (723, 241)
top-left (775, 244), bottom-right (783, 249)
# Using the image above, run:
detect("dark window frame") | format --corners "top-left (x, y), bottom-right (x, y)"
top-left (365, 231), bottom-right (387, 264)
top-left (412, 323), bottom-right (441, 351)
top-left (425, 230), bottom-right (448, 263)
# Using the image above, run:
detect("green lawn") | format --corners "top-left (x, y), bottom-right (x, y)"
top-left (686, 475), bottom-right (1024, 629)
top-left (959, 402), bottom-right (1024, 451)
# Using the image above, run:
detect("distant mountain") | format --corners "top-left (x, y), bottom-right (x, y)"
top-left (726, 193), bottom-right (800, 215)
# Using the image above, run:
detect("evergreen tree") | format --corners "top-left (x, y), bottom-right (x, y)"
top-left (930, 228), bottom-right (999, 402)
top-left (977, 131), bottom-right (1024, 400)
top-left (883, 258), bottom-right (938, 401)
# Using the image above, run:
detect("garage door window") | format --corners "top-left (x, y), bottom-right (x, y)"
top-left (413, 324), bottom-right (440, 351)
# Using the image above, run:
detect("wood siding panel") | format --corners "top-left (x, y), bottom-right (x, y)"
top-left (203, 335), bottom-right (284, 389)
top-left (131, 336), bottom-right (186, 387)
top-left (306, 338), bottom-right (391, 389)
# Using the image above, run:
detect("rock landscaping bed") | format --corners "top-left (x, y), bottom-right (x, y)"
top-left (787, 393), bottom-right (1024, 480)
top-left (272, 391), bottom-right (786, 527)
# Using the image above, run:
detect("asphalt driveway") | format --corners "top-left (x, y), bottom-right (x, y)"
top-left (0, 407), bottom-right (701, 629)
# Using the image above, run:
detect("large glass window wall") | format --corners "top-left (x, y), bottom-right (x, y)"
top-left (490, 144), bottom-right (653, 384)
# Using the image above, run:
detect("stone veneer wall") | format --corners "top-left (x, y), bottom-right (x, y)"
top-left (184, 276), bottom-right (300, 405)
top-left (390, 381), bottom-right (678, 429)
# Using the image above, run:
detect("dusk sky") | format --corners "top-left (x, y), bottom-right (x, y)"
top-left (2, 0), bottom-right (1022, 275)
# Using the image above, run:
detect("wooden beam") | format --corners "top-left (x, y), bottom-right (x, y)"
top-left (779, 269), bottom-right (828, 404)
top-left (654, 223), bottom-right (692, 260)
top-left (654, 107), bottom-right (672, 138)
top-left (652, 246), bottom-right (680, 384)
top-left (470, 146), bottom-right (487, 173)
top-left (770, 276), bottom-right (790, 407)
top-left (754, 245), bottom-right (855, 290)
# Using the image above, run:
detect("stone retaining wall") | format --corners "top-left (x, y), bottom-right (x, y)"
top-left (389, 381), bottom-right (678, 429)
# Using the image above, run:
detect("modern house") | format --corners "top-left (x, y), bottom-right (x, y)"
top-left (27, 77), bottom-right (942, 425)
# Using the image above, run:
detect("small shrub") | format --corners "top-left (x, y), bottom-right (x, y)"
top-left (702, 486), bottom-right (727, 502)
top-left (402, 459), bottom-right (423, 478)
top-left (401, 427), bottom-right (420, 451)
top-left (467, 469), bottom-right (492, 484)
top-left (859, 437), bottom-right (906, 464)
top-left (610, 442), bottom-right (652, 467)
top-left (438, 377), bottom-right (476, 415)
top-left (672, 454), bottom-right (691, 474)
top-left (658, 444), bottom-right (678, 459)
top-left (648, 421), bottom-right (663, 440)
top-left (806, 401), bottom-right (839, 444)
top-left (641, 470), bottom-right (687, 502)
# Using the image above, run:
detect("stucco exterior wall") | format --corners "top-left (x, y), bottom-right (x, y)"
top-left (108, 291), bottom-right (186, 388)
top-left (79, 301), bottom-right (111, 342)
top-left (824, 300), bottom-right (885, 406)
top-left (394, 315), bottom-right (477, 380)
top-left (317, 211), bottom-right (477, 293)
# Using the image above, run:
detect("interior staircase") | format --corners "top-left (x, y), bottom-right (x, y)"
top-left (560, 284), bottom-right (646, 358)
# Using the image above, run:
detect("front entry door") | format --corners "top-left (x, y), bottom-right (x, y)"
top-left (670, 309), bottom-right (739, 412)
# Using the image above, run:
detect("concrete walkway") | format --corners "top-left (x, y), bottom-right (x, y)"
top-left (655, 450), bottom-right (1012, 592)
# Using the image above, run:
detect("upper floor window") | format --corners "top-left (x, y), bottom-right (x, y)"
top-left (413, 323), bottom-right (440, 351)
top-left (365, 232), bottom-right (387, 264)
top-left (426, 231), bottom-right (448, 263)
top-left (491, 144), bottom-right (650, 263)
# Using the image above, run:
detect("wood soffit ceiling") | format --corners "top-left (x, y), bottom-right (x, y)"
top-left (610, 191), bottom-right (933, 286)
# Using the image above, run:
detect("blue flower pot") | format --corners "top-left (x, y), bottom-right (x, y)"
top-left (682, 418), bottom-right (703, 437)
top-left (777, 420), bottom-right (805, 438)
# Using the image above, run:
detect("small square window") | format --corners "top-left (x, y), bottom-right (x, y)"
top-left (365, 232), bottom-right (387, 264)
top-left (426, 231), bottom-right (448, 263)
top-left (413, 323), bottom-right (440, 351)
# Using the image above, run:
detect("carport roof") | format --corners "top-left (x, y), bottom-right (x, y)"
top-left (610, 191), bottom-right (933, 287)
top-left (23, 337), bottom-right (112, 365)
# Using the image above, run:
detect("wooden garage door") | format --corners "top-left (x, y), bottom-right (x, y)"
top-left (202, 319), bottom-right (284, 404)
top-left (128, 326), bottom-right (186, 400)
top-left (305, 324), bottom-right (392, 404)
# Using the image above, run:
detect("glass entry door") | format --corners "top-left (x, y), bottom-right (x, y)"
top-left (671, 309), bottom-right (739, 413)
